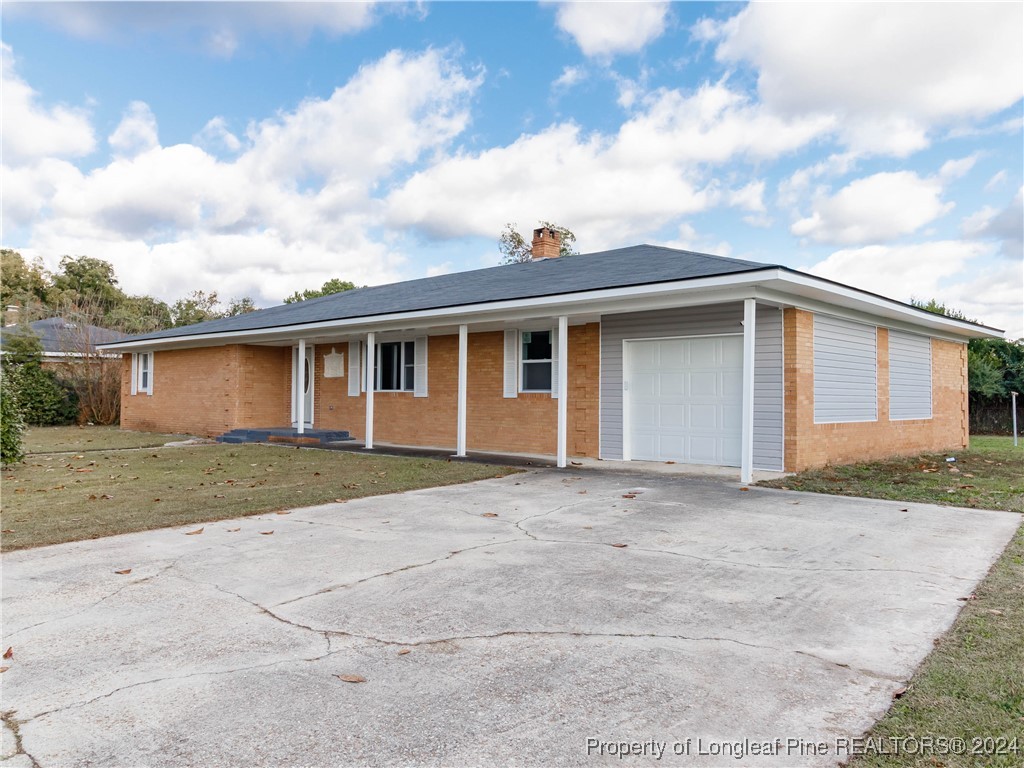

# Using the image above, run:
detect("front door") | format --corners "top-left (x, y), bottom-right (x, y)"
top-left (291, 345), bottom-right (314, 428)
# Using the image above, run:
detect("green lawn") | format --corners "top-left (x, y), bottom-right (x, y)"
top-left (22, 425), bottom-right (194, 454)
top-left (759, 436), bottom-right (1023, 767)
top-left (2, 429), bottom-right (519, 551)
top-left (759, 436), bottom-right (1023, 513)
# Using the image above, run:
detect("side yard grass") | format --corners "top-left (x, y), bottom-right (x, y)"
top-left (2, 428), bottom-right (519, 551)
top-left (22, 425), bottom-right (194, 454)
top-left (760, 436), bottom-right (1023, 767)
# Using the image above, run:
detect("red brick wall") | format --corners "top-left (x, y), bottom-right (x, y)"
top-left (783, 308), bottom-right (969, 471)
top-left (315, 325), bottom-right (600, 457)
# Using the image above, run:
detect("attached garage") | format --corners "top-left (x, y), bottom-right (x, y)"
top-left (625, 336), bottom-right (743, 465)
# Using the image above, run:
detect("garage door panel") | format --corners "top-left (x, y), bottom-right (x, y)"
top-left (689, 371), bottom-right (720, 397)
top-left (627, 336), bottom-right (742, 466)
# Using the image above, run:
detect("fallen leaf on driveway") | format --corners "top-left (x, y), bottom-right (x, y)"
top-left (184, 528), bottom-right (204, 536)
top-left (114, 569), bottom-right (132, 575)
top-left (892, 686), bottom-right (908, 699)
top-left (481, 513), bottom-right (499, 518)
top-left (621, 494), bottom-right (636, 499)
top-left (397, 649), bottom-right (411, 656)
top-left (610, 543), bottom-right (628, 548)
top-left (260, 531), bottom-right (274, 535)
top-left (0, 666), bottom-right (8, 674)
top-left (333, 499), bottom-right (348, 503)
top-left (578, 490), bottom-right (587, 494)
top-left (275, 510), bottom-right (291, 515)
top-left (336, 674), bottom-right (366, 683)
top-left (739, 487), bottom-right (749, 491)
top-left (570, 461), bottom-right (583, 466)
top-left (2, 647), bottom-right (12, 659)
top-left (225, 528), bottom-right (241, 532)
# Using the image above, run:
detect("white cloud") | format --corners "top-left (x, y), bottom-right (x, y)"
top-left (791, 171), bottom-right (953, 245)
top-left (385, 82), bottom-right (830, 248)
top-left (938, 154), bottom-right (977, 182)
top-left (5, 2), bottom-right (378, 58)
top-left (985, 170), bottom-right (1008, 192)
top-left (728, 180), bottom-right (766, 212)
top-left (968, 187), bottom-right (1024, 260)
top-left (0, 43), bottom-right (95, 165)
top-left (12, 47), bottom-right (481, 307)
top-left (109, 101), bottom-right (160, 157)
top-left (194, 117), bottom-right (242, 154)
top-left (552, 65), bottom-right (587, 92)
top-left (705, 2), bottom-right (1024, 155)
top-left (552, 1), bottom-right (670, 58)
top-left (808, 240), bottom-right (1021, 337)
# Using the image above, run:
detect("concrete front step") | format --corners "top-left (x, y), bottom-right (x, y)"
top-left (216, 428), bottom-right (353, 446)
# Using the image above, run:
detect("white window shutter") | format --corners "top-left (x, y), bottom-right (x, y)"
top-left (550, 325), bottom-right (559, 399)
top-left (414, 336), bottom-right (428, 397)
top-left (130, 354), bottom-right (138, 396)
top-left (348, 341), bottom-right (361, 397)
top-left (148, 353), bottom-right (154, 395)
top-left (503, 329), bottom-right (518, 398)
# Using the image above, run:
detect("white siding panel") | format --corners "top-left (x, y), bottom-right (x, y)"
top-left (889, 330), bottom-right (932, 420)
top-left (600, 302), bottom-right (784, 470)
top-left (813, 314), bottom-right (877, 423)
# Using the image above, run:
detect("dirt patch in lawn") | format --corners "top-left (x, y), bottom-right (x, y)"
top-left (1, 443), bottom-right (519, 551)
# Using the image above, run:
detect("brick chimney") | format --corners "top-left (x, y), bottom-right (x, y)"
top-left (530, 226), bottom-right (561, 259)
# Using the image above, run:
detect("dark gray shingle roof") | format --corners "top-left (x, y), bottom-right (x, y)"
top-left (1, 318), bottom-right (125, 354)
top-left (119, 245), bottom-right (778, 343)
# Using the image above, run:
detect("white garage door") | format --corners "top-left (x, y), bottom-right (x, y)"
top-left (625, 336), bottom-right (743, 466)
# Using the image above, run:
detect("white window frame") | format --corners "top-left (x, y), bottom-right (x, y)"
top-left (519, 329), bottom-right (553, 393)
top-left (373, 339), bottom-right (416, 392)
top-left (132, 352), bottom-right (153, 396)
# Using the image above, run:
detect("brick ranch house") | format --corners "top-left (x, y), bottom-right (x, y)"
top-left (100, 229), bottom-right (999, 482)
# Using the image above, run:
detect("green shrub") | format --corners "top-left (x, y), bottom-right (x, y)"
top-left (16, 365), bottom-right (80, 425)
top-left (1, 366), bottom-right (26, 465)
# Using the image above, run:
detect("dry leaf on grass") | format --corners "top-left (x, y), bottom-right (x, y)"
top-left (114, 569), bottom-right (132, 575)
top-left (184, 528), bottom-right (205, 536)
top-left (1, 529), bottom-right (12, 534)
top-left (336, 674), bottom-right (366, 683)
top-left (892, 686), bottom-right (908, 699)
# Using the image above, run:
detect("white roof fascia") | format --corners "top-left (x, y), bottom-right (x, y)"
top-left (770, 271), bottom-right (1001, 339)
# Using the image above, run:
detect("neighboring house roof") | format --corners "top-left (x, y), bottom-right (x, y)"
top-left (101, 244), bottom-right (1002, 349)
top-left (0, 317), bottom-right (125, 357)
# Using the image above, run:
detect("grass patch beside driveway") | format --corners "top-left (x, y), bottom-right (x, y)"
top-left (759, 436), bottom-right (1023, 767)
top-left (2, 440), bottom-right (518, 551)
top-left (758, 436), bottom-right (1023, 513)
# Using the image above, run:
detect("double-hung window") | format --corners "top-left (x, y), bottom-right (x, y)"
top-left (374, 340), bottom-right (415, 392)
top-left (131, 352), bottom-right (153, 395)
top-left (520, 330), bottom-right (552, 392)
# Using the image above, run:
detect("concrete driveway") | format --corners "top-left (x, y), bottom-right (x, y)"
top-left (2, 470), bottom-right (1019, 767)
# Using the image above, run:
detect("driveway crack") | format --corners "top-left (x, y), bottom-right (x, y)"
top-left (2, 710), bottom-right (43, 768)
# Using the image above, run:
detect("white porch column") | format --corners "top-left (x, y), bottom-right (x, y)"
top-left (556, 315), bottom-right (568, 468)
top-left (456, 324), bottom-right (468, 457)
top-left (296, 338), bottom-right (306, 435)
top-left (740, 298), bottom-right (756, 484)
top-left (364, 332), bottom-right (375, 450)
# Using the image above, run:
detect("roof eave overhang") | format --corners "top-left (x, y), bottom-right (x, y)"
top-left (98, 267), bottom-right (1003, 352)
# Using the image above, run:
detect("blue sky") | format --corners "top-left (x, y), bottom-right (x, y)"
top-left (2, 1), bottom-right (1022, 336)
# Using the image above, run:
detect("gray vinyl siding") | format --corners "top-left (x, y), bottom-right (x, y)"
top-left (752, 306), bottom-right (784, 471)
top-left (889, 330), bottom-right (932, 420)
top-left (813, 314), bottom-right (877, 423)
top-left (599, 302), bottom-right (784, 470)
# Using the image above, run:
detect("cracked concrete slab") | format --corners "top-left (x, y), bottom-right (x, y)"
top-left (1, 470), bottom-right (1018, 767)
